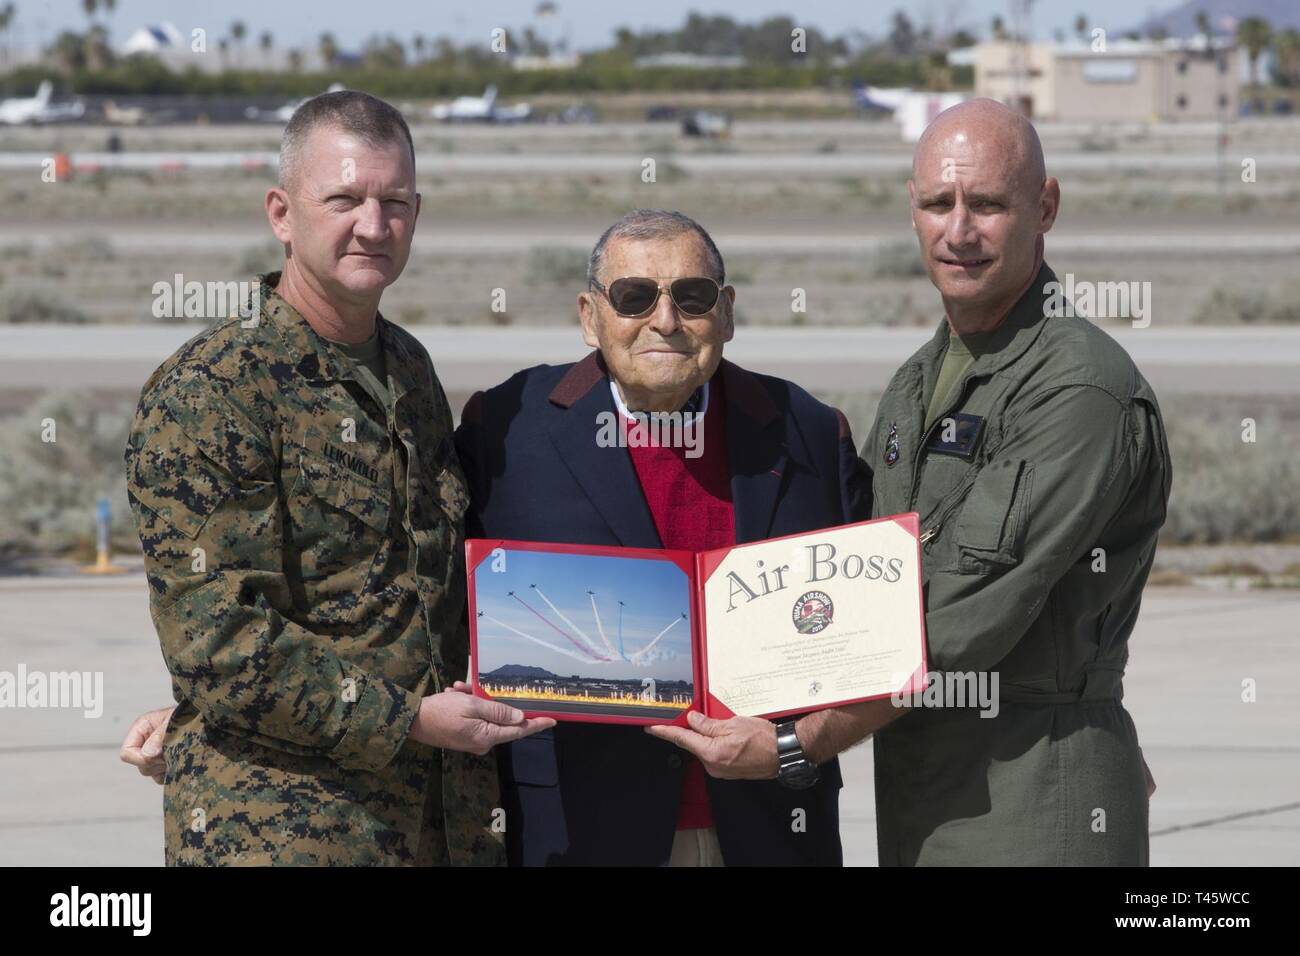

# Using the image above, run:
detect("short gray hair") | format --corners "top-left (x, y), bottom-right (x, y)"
top-left (587, 209), bottom-right (726, 286)
top-left (279, 90), bottom-right (415, 190)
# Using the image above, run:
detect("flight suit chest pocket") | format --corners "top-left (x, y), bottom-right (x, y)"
top-left (954, 458), bottom-right (1031, 573)
top-left (285, 450), bottom-right (392, 585)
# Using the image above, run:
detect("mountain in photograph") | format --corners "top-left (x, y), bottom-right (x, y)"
top-left (482, 664), bottom-right (561, 680)
top-left (1137, 0), bottom-right (1300, 35)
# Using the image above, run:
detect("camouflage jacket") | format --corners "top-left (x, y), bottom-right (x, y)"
top-left (125, 272), bottom-right (504, 866)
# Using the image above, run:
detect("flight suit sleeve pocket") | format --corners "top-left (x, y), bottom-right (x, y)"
top-left (954, 458), bottom-right (1031, 573)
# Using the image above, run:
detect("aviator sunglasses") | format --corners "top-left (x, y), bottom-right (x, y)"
top-left (589, 275), bottom-right (723, 318)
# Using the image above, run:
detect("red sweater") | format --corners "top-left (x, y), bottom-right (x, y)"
top-left (624, 375), bottom-right (733, 831)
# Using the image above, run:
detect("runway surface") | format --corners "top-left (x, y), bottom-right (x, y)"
top-left (0, 579), bottom-right (1294, 865)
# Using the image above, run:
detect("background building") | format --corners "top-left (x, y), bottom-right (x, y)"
top-left (976, 38), bottom-right (1239, 121)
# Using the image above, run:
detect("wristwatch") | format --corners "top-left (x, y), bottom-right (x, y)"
top-left (774, 720), bottom-right (820, 790)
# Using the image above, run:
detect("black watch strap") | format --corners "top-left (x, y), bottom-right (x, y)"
top-left (775, 720), bottom-right (820, 789)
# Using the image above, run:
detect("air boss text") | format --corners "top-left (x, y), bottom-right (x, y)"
top-left (725, 542), bottom-right (905, 612)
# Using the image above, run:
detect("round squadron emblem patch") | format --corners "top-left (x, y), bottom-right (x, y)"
top-left (792, 591), bottom-right (834, 635)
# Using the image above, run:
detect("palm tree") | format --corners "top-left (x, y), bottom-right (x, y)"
top-left (0, 4), bottom-right (16, 69)
top-left (412, 33), bottom-right (426, 62)
top-left (991, 15), bottom-right (1008, 43)
top-left (52, 29), bottom-right (88, 72)
top-left (1073, 13), bottom-right (1087, 43)
top-left (86, 22), bottom-right (111, 69)
top-left (318, 31), bottom-right (338, 69)
top-left (1274, 29), bottom-right (1300, 87)
top-left (230, 20), bottom-right (246, 68)
top-left (80, 0), bottom-right (96, 23)
top-left (287, 48), bottom-right (303, 72)
top-left (1236, 17), bottom-right (1273, 90)
top-left (259, 29), bottom-right (273, 68)
top-left (1195, 9), bottom-right (1211, 39)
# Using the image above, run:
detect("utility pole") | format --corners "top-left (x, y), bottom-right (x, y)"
top-left (1008, 0), bottom-right (1036, 115)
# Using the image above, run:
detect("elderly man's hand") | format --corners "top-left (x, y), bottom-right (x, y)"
top-left (645, 711), bottom-right (780, 780)
top-left (119, 705), bottom-right (176, 785)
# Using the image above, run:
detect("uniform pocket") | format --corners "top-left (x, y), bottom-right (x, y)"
top-left (284, 451), bottom-right (392, 619)
top-left (294, 451), bottom-right (391, 534)
top-left (130, 423), bottom-right (234, 540)
top-left (954, 458), bottom-right (1031, 573)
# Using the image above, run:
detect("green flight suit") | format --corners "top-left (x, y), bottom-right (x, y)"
top-left (125, 272), bottom-right (504, 866)
top-left (863, 261), bottom-right (1172, 866)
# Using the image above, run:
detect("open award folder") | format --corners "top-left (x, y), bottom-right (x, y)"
top-left (466, 513), bottom-right (928, 726)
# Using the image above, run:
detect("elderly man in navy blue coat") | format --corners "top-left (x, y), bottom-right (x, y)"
top-left (455, 209), bottom-right (871, 866)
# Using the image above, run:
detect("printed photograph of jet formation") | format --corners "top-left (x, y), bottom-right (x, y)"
top-left (473, 548), bottom-right (694, 720)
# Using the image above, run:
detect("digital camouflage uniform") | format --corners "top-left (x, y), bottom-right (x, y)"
top-left (864, 262), bottom-right (1171, 865)
top-left (124, 272), bottom-right (504, 866)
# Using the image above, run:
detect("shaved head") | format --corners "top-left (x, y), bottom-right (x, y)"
top-left (907, 97), bottom-right (1059, 333)
top-left (914, 98), bottom-right (1046, 200)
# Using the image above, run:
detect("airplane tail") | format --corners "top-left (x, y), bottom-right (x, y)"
top-left (34, 80), bottom-right (53, 106)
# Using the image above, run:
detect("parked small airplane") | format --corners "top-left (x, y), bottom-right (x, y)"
top-left (430, 85), bottom-right (531, 123)
top-left (244, 82), bottom-right (345, 123)
top-left (852, 83), bottom-right (965, 142)
top-left (852, 83), bottom-right (911, 113)
top-left (0, 81), bottom-right (86, 125)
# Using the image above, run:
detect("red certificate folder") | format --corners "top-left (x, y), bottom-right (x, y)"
top-left (466, 512), bottom-right (928, 726)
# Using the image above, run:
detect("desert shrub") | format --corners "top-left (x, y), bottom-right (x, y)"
top-left (1192, 277), bottom-right (1300, 324)
top-left (52, 235), bottom-right (116, 262)
top-left (237, 240), bottom-right (284, 277)
top-left (868, 239), bottom-right (926, 278)
top-left (0, 281), bottom-right (92, 323)
top-left (526, 245), bottom-right (589, 285)
top-left (1158, 399), bottom-right (1300, 543)
top-left (0, 391), bottom-right (136, 557)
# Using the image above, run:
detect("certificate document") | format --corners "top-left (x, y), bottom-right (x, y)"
top-left (466, 513), bottom-right (927, 725)
top-left (698, 513), bottom-right (927, 719)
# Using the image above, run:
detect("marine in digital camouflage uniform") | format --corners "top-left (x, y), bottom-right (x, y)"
top-left (125, 272), bottom-right (504, 866)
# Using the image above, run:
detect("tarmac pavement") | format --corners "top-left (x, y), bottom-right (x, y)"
top-left (1, 576), bottom-right (1296, 866)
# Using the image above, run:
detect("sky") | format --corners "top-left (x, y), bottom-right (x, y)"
top-left (474, 547), bottom-right (694, 683)
top-left (10, 0), bottom-right (1182, 53)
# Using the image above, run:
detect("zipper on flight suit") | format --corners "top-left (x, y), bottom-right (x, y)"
top-left (913, 366), bottom-right (985, 550)
top-left (919, 493), bottom-right (970, 553)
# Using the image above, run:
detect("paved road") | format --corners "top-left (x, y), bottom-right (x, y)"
top-left (3, 150), bottom-right (1298, 174)
top-left (0, 579), bottom-right (1295, 866)
top-left (9, 224), bottom-right (1300, 255)
top-left (2, 326), bottom-right (1298, 414)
